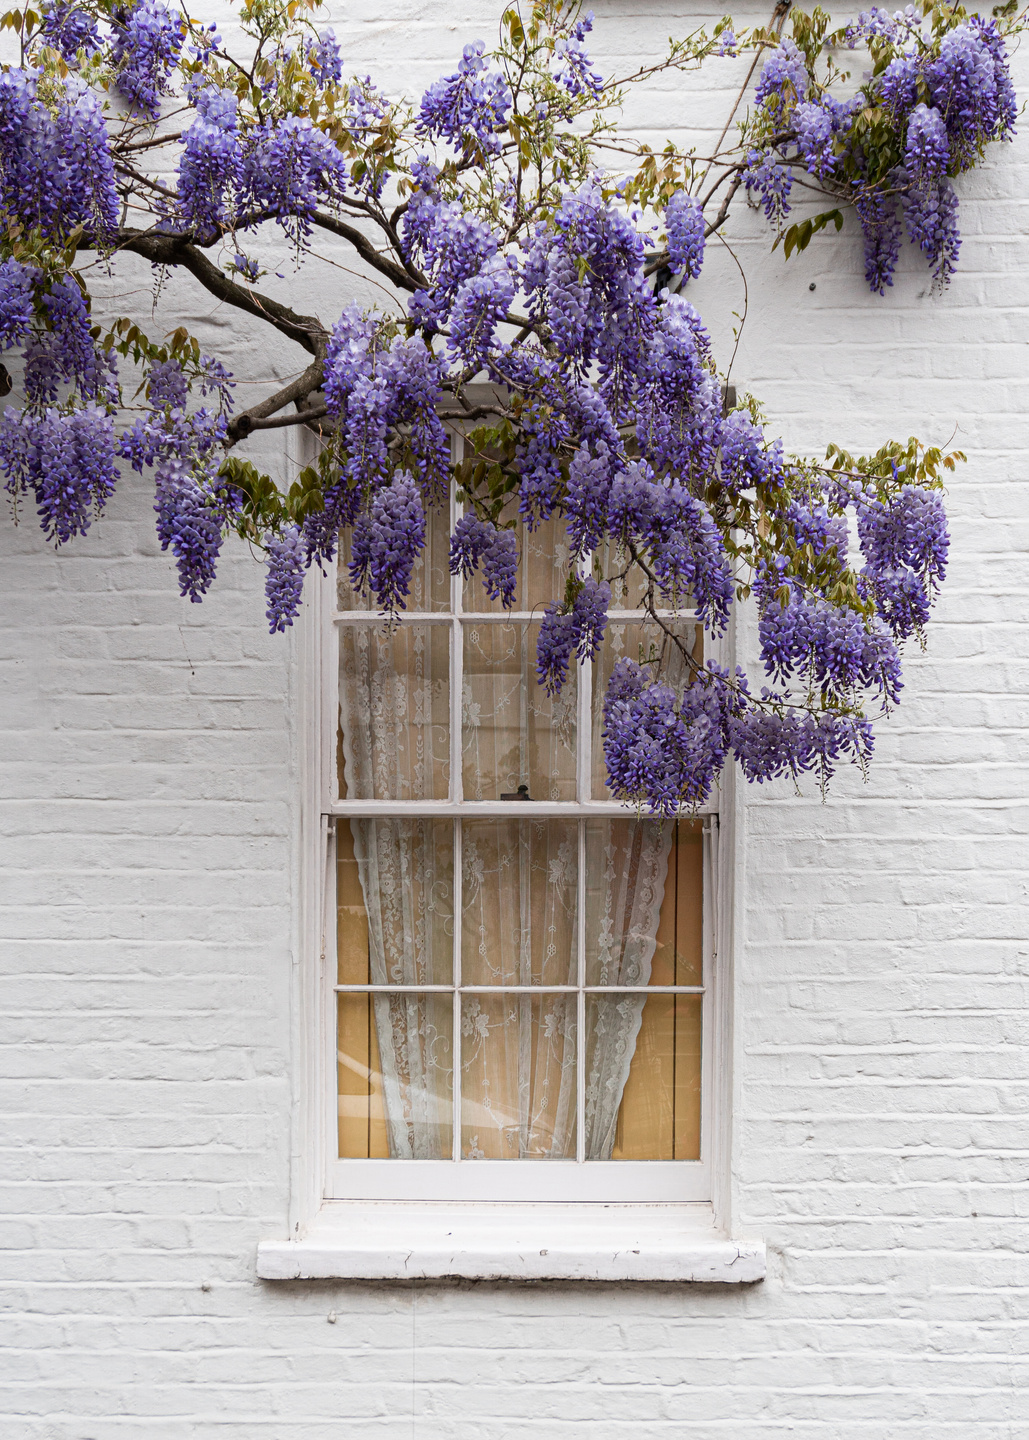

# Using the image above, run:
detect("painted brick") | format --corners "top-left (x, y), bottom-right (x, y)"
top-left (1, 2), bottom-right (1027, 1435)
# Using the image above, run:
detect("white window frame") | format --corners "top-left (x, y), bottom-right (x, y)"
top-left (275, 429), bottom-right (750, 1276)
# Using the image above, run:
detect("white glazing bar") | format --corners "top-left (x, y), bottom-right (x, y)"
top-left (449, 450), bottom-right (462, 807)
top-left (575, 545), bottom-right (589, 1163)
top-left (589, 608), bottom-right (698, 622)
top-left (452, 815), bottom-right (462, 1163)
top-left (576, 549), bottom-right (592, 1163)
top-left (576, 819), bottom-right (586, 1164)
top-left (585, 985), bottom-right (705, 994)
top-left (334, 984), bottom-right (704, 994)
top-left (576, 612), bottom-right (592, 807)
top-left (336, 984), bottom-right (455, 993)
top-left (333, 608), bottom-right (699, 625)
top-left (333, 611), bottom-right (451, 625)
top-left (328, 800), bottom-right (718, 818)
top-left (451, 448), bottom-right (463, 1164)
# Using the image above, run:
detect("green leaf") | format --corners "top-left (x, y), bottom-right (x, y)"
top-left (780, 209), bottom-right (844, 260)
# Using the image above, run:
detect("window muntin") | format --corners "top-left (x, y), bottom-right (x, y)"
top-left (331, 502), bottom-right (715, 1202)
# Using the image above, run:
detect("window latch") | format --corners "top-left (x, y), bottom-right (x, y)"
top-left (500, 784), bottom-right (532, 801)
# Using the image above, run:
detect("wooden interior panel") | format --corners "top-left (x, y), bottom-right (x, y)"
top-left (337, 994), bottom-right (390, 1159)
top-left (336, 822), bottom-right (389, 1158)
top-left (612, 820), bottom-right (703, 1159)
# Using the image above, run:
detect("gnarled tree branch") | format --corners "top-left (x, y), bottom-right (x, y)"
top-left (310, 211), bottom-right (424, 292)
top-left (112, 229), bottom-right (327, 354)
top-left (226, 358), bottom-right (327, 444)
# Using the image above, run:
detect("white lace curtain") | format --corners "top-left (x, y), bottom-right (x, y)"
top-left (338, 531), bottom-right (685, 1161)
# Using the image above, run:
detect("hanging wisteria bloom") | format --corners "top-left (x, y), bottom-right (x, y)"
top-left (112, 0), bottom-right (186, 119)
top-left (265, 525), bottom-right (308, 632)
top-left (40, 2), bottom-right (101, 60)
top-left (0, 69), bottom-right (119, 244)
top-left (664, 191), bottom-right (705, 280)
top-left (178, 87), bottom-right (243, 236)
top-left (417, 40), bottom-right (512, 155)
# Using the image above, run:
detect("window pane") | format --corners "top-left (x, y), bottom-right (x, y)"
top-left (339, 623), bottom-right (449, 800)
top-left (585, 818), bottom-right (703, 987)
top-left (461, 819), bottom-right (577, 986)
top-left (337, 503), bottom-right (451, 611)
top-left (461, 992), bottom-right (577, 1159)
top-left (653, 821), bottom-right (704, 988)
top-left (591, 620), bottom-right (699, 799)
top-left (593, 538), bottom-right (650, 610)
top-left (463, 621), bottom-right (576, 801)
top-left (338, 818), bottom-right (454, 986)
top-left (338, 993), bottom-right (453, 1159)
top-left (594, 539), bottom-right (706, 612)
top-left (462, 512), bottom-right (569, 613)
top-left (585, 994), bottom-right (701, 1160)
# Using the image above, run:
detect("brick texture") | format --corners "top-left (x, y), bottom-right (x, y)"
top-left (1, 3), bottom-right (1027, 1435)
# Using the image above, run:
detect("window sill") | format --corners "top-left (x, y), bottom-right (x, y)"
top-left (257, 1202), bottom-right (765, 1283)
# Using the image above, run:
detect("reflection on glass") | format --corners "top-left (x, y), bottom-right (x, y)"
top-left (339, 623), bottom-right (449, 800)
top-left (591, 621), bottom-right (698, 798)
top-left (337, 502), bottom-right (451, 611)
top-left (338, 818), bottom-right (454, 987)
top-left (461, 991), bottom-right (577, 1158)
top-left (584, 819), bottom-right (703, 988)
top-left (461, 819), bottom-right (577, 986)
top-left (462, 511), bottom-right (569, 613)
top-left (337, 993), bottom-right (453, 1159)
top-left (463, 622), bottom-right (575, 801)
top-left (586, 994), bottom-right (701, 1159)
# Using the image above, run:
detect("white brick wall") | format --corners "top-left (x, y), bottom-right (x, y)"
top-left (2, 3), bottom-right (1027, 1434)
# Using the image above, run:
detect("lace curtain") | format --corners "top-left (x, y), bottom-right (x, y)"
top-left (337, 523), bottom-right (686, 1161)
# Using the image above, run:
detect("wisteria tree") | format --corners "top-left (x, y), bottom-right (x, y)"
top-left (0, 0), bottom-right (1020, 812)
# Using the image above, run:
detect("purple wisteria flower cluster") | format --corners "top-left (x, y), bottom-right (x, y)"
top-left (553, 10), bottom-right (604, 98)
top-left (0, 2), bottom-right (996, 813)
top-left (117, 356), bottom-right (236, 603)
top-left (0, 68), bottom-right (119, 244)
top-left (40, 2), bottom-right (101, 60)
top-left (664, 190), bottom-right (705, 280)
top-left (745, 13), bottom-right (1016, 291)
top-left (449, 515), bottom-right (519, 607)
top-left (112, 0), bottom-right (186, 120)
top-left (417, 41), bottom-right (512, 156)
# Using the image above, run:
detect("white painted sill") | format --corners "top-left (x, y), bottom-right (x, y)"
top-left (257, 1202), bottom-right (765, 1283)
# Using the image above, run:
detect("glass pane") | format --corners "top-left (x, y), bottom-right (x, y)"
top-left (461, 992), bottom-right (577, 1159)
top-left (461, 819), bottom-right (577, 986)
top-left (337, 501), bottom-right (451, 611)
top-left (591, 620), bottom-right (699, 799)
top-left (339, 818), bottom-right (453, 986)
top-left (338, 993), bottom-right (453, 1158)
top-left (593, 537), bottom-right (702, 611)
top-left (339, 623), bottom-right (449, 799)
top-left (593, 537), bottom-right (650, 610)
top-left (463, 621), bottom-right (576, 802)
top-left (585, 819), bottom-right (703, 987)
top-left (337, 990), bottom-right (389, 1158)
top-left (461, 511), bottom-right (569, 613)
top-left (653, 821), bottom-right (704, 988)
top-left (337, 818), bottom-right (371, 985)
top-left (585, 994), bottom-right (701, 1160)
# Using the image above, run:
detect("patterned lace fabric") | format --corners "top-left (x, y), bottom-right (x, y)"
top-left (337, 513), bottom-right (678, 1159)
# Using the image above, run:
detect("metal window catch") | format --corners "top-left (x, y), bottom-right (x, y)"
top-left (500, 784), bottom-right (532, 801)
